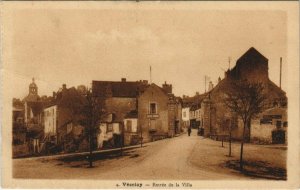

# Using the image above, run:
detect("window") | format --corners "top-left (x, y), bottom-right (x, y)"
top-left (107, 124), bottom-right (113, 132)
top-left (150, 103), bottom-right (157, 114)
top-left (183, 112), bottom-right (186, 117)
top-left (126, 120), bottom-right (132, 132)
top-left (276, 121), bottom-right (282, 128)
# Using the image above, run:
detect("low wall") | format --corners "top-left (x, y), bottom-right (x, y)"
top-left (13, 143), bottom-right (30, 158)
top-left (251, 120), bottom-right (276, 144)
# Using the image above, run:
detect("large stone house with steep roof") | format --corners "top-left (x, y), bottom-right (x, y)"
top-left (202, 47), bottom-right (287, 143)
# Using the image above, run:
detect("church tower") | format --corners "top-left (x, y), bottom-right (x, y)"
top-left (23, 77), bottom-right (40, 123)
top-left (29, 78), bottom-right (38, 96)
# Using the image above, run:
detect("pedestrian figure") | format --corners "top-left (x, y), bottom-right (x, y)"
top-left (188, 127), bottom-right (191, 136)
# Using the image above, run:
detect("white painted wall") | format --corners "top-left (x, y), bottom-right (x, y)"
top-left (113, 123), bottom-right (120, 134)
top-left (97, 122), bottom-right (122, 148)
top-left (182, 107), bottom-right (190, 121)
top-left (43, 105), bottom-right (57, 136)
top-left (124, 118), bottom-right (138, 133)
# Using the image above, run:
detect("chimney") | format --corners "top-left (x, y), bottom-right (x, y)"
top-left (196, 92), bottom-right (199, 96)
top-left (62, 84), bottom-right (67, 90)
top-left (208, 81), bottom-right (214, 91)
top-left (162, 82), bottom-right (172, 94)
top-left (225, 70), bottom-right (230, 78)
top-left (121, 78), bottom-right (126, 82)
top-left (218, 77), bottom-right (221, 83)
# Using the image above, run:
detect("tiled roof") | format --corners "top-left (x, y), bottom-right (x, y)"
top-left (236, 47), bottom-right (268, 63)
top-left (92, 80), bottom-right (148, 98)
top-left (182, 93), bottom-right (207, 107)
top-left (266, 79), bottom-right (286, 97)
top-left (190, 103), bottom-right (201, 111)
top-left (230, 47), bottom-right (268, 79)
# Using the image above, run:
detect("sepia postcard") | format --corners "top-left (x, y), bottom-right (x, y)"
top-left (1, 1), bottom-right (299, 189)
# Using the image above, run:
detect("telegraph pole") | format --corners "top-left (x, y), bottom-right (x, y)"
top-left (280, 57), bottom-right (282, 89)
top-left (150, 66), bottom-right (152, 84)
top-left (205, 76), bottom-right (206, 93)
top-left (140, 125), bottom-right (143, 148)
top-left (229, 119), bottom-right (232, 157)
top-left (87, 89), bottom-right (94, 168)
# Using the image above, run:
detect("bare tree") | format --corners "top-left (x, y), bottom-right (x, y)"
top-left (224, 79), bottom-right (266, 171)
top-left (80, 89), bottom-right (103, 168)
top-left (216, 102), bottom-right (235, 156)
top-left (216, 112), bottom-right (227, 148)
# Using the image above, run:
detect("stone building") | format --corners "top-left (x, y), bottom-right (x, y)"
top-left (92, 78), bottom-right (148, 147)
top-left (42, 84), bottom-right (86, 152)
top-left (182, 93), bottom-right (207, 132)
top-left (189, 103), bottom-right (201, 129)
top-left (202, 47), bottom-right (287, 143)
top-left (123, 110), bottom-right (139, 146)
top-left (250, 107), bottom-right (287, 144)
top-left (182, 107), bottom-right (190, 131)
top-left (92, 78), bottom-right (182, 146)
top-left (138, 84), bottom-right (169, 142)
top-left (92, 78), bottom-right (148, 123)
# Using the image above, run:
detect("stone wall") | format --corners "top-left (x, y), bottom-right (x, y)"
top-left (251, 120), bottom-right (275, 144)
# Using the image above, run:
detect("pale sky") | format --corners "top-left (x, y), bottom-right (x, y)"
top-left (6, 9), bottom-right (287, 99)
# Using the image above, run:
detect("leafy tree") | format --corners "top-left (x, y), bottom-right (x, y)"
top-left (224, 80), bottom-right (266, 171)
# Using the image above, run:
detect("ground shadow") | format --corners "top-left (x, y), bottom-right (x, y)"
top-left (55, 148), bottom-right (141, 168)
top-left (225, 160), bottom-right (286, 180)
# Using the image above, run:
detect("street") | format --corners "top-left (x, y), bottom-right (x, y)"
top-left (13, 130), bottom-right (286, 180)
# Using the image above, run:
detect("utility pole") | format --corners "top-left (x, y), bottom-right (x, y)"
top-left (229, 119), bottom-right (232, 157)
top-left (228, 57), bottom-right (231, 70)
top-left (140, 125), bottom-right (143, 148)
top-left (88, 89), bottom-right (94, 168)
top-left (121, 123), bottom-right (124, 156)
top-left (209, 93), bottom-right (212, 137)
top-left (280, 57), bottom-right (282, 89)
top-left (205, 76), bottom-right (206, 93)
top-left (150, 66), bottom-right (152, 84)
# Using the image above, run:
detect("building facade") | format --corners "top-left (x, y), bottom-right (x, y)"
top-left (43, 105), bottom-right (57, 137)
top-left (93, 79), bottom-right (183, 146)
top-left (201, 47), bottom-right (287, 143)
top-left (182, 107), bottom-right (190, 131)
top-left (138, 84), bottom-right (170, 142)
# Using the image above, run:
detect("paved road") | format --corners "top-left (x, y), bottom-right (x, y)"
top-left (94, 130), bottom-right (243, 180)
top-left (14, 129), bottom-right (285, 180)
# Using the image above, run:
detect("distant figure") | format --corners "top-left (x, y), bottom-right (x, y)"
top-left (188, 127), bottom-right (191, 136)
